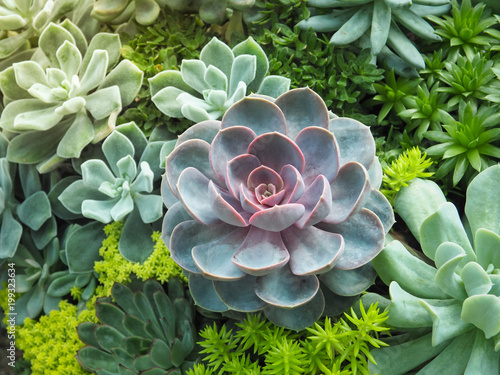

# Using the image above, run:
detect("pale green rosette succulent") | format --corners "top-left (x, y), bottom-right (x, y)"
top-left (149, 36), bottom-right (290, 123)
top-left (91, 0), bottom-right (169, 26)
top-left (0, 0), bottom-right (79, 59)
top-left (370, 165), bottom-right (500, 374)
top-left (58, 122), bottom-right (166, 266)
top-left (0, 20), bottom-right (143, 172)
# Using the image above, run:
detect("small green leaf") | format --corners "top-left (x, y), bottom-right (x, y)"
top-left (462, 295), bottom-right (500, 338)
top-left (461, 262), bottom-right (492, 296)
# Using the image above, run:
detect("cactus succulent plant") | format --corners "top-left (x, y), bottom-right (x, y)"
top-left (297, 0), bottom-right (451, 73)
top-left (149, 36), bottom-right (290, 123)
top-left (58, 122), bottom-right (166, 265)
top-left (162, 87), bottom-right (394, 330)
top-left (0, 20), bottom-right (143, 172)
top-left (76, 278), bottom-right (198, 375)
top-left (371, 164), bottom-right (500, 374)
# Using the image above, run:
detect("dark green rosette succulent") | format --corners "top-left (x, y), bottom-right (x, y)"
top-left (76, 278), bottom-right (198, 375)
top-left (161, 87), bottom-right (394, 331)
top-left (0, 20), bottom-right (143, 172)
top-left (371, 165), bottom-right (500, 374)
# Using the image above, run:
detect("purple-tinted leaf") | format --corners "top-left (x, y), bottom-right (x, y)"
top-left (192, 227), bottom-right (249, 280)
top-left (320, 262), bottom-right (377, 296)
top-left (264, 289), bottom-right (324, 331)
top-left (255, 265), bottom-right (319, 308)
top-left (249, 204), bottom-right (305, 232)
top-left (295, 126), bottom-right (339, 185)
top-left (321, 285), bottom-right (358, 317)
top-left (239, 184), bottom-right (266, 214)
top-left (226, 153), bottom-right (261, 198)
top-left (367, 156), bottom-right (383, 189)
top-left (329, 117), bottom-right (375, 169)
top-left (295, 175), bottom-right (332, 228)
top-left (248, 133), bottom-right (305, 174)
top-left (274, 88), bottom-right (329, 140)
top-left (324, 162), bottom-right (371, 224)
top-left (169, 220), bottom-right (234, 273)
top-left (257, 185), bottom-right (285, 206)
top-left (318, 208), bottom-right (385, 270)
top-left (161, 202), bottom-right (192, 246)
top-left (166, 139), bottom-right (221, 198)
top-left (280, 164), bottom-right (305, 204)
top-left (221, 97), bottom-right (287, 136)
top-left (281, 225), bottom-right (343, 275)
top-left (214, 275), bottom-right (268, 312)
top-left (188, 273), bottom-right (228, 312)
top-left (210, 126), bottom-right (256, 181)
top-left (363, 190), bottom-right (395, 234)
top-left (247, 165), bottom-right (284, 190)
top-left (208, 181), bottom-right (251, 227)
top-left (161, 173), bottom-right (178, 209)
top-left (232, 226), bottom-right (289, 276)
top-left (176, 119), bottom-right (221, 146)
top-left (177, 167), bottom-right (220, 225)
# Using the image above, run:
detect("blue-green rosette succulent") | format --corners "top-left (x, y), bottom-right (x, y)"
top-left (371, 164), bottom-right (500, 374)
top-left (0, 20), bottom-right (143, 172)
top-left (161, 87), bottom-right (394, 330)
top-left (150, 36), bottom-right (290, 124)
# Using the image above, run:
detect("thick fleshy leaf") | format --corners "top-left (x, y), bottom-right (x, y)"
top-left (77, 49), bottom-right (108, 95)
top-left (175, 119), bottom-right (221, 146)
top-left (295, 175), bottom-right (332, 228)
top-left (17, 191), bottom-right (51, 230)
top-left (239, 184), bottom-right (266, 214)
top-left (0, 209), bottom-right (22, 258)
top-left (169, 220), bottom-right (234, 273)
top-left (133, 193), bottom-right (163, 224)
top-left (99, 60), bottom-right (143, 107)
top-left (465, 164), bottom-right (500, 237)
top-left (363, 189), bottom-right (394, 234)
top-left (208, 181), bottom-right (250, 226)
top-left (274, 88), bottom-right (329, 140)
top-left (255, 265), bottom-right (319, 308)
top-left (57, 111), bottom-right (94, 158)
top-left (464, 330), bottom-right (500, 375)
top-left (84, 86), bottom-right (121, 120)
top-left (248, 132), bottom-right (304, 174)
top-left (214, 276), bottom-right (267, 312)
top-left (221, 97), bottom-right (287, 136)
top-left (200, 37), bottom-right (234, 78)
top-left (435, 248), bottom-right (468, 301)
top-left (13, 61), bottom-right (48, 90)
top-left (324, 162), bottom-right (370, 224)
top-left (204, 64), bottom-right (227, 91)
top-left (181, 59), bottom-right (209, 94)
top-left (461, 261), bottom-right (492, 297)
top-left (295, 126), bottom-right (339, 185)
top-left (166, 139), bottom-right (220, 197)
top-left (82, 198), bottom-right (117, 223)
top-left (320, 208), bottom-right (384, 270)
top-left (249, 204), bottom-right (305, 232)
top-left (152, 86), bottom-right (185, 118)
top-left (58, 179), bottom-right (108, 214)
top-left (420, 300), bottom-right (474, 346)
top-left (226, 153), bottom-right (261, 198)
top-left (228, 54), bottom-right (256, 96)
top-left (1, 100), bottom-right (63, 132)
top-left (177, 167), bottom-right (221, 225)
top-left (420, 202), bottom-right (475, 263)
top-left (281, 225), bottom-right (343, 275)
top-left (257, 75), bottom-right (290, 99)
top-left (328, 117), bottom-right (375, 169)
top-left (263, 289), bottom-right (325, 331)
top-left (161, 202), bottom-right (192, 246)
top-left (232, 227), bottom-right (289, 276)
top-left (119, 210), bottom-right (154, 263)
top-left (192, 227), bottom-right (248, 280)
top-left (210, 125), bottom-right (256, 181)
top-left (475, 228), bottom-right (500, 270)
top-left (232, 37), bottom-right (269, 92)
top-left (247, 165), bottom-right (283, 191)
top-left (130, 162), bottom-right (154, 193)
top-left (38, 23), bottom-right (76, 67)
top-left (102, 130), bottom-right (135, 176)
top-left (280, 164), bottom-right (305, 204)
top-left (320, 262), bottom-right (376, 296)
top-left (66, 221), bottom-right (106, 273)
top-left (188, 273), bottom-right (228, 312)
top-left (372, 241), bottom-right (448, 299)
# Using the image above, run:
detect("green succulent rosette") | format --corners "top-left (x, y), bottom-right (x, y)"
top-left (0, 20), bottom-right (143, 172)
top-left (371, 165), bottom-right (500, 374)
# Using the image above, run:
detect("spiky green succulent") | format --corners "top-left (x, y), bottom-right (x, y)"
top-left (0, 20), bottom-right (143, 172)
top-left (76, 278), bottom-right (198, 375)
top-left (149, 36), bottom-right (290, 123)
top-left (297, 0), bottom-right (450, 72)
top-left (371, 164), bottom-right (500, 374)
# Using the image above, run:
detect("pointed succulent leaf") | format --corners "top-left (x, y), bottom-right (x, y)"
top-left (13, 61), bottom-right (48, 90)
top-left (99, 60), bottom-right (143, 107)
top-left (435, 249), bottom-right (468, 301)
top-left (228, 54), bottom-right (256, 96)
top-left (77, 346), bottom-right (119, 373)
top-left (257, 75), bottom-right (291, 99)
top-left (39, 22), bottom-right (76, 67)
top-left (150, 339), bottom-right (173, 369)
top-left (65, 221), bottom-right (106, 273)
top-left (85, 85), bottom-right (121, 120)
top-left (181, 59), bottom-right (209, 94)
top-left (81, 33), bottom-right (121, 75)
top-left (475, 228), bottom-right (500, 270)
top-left (200, 37), bottom-right (234, 78)
top-left (118, 210), bottom-right (155, 262)
top-left (17, 191), bottom-right (51, 230)
top-left (102, 130), bottom-right (135, 176)
top-left (0, 209), bottom-right (22, 258)
top-left (232, 37), bottom-right (269, 92)
top-left (56, 40), bottom-right (82, 79)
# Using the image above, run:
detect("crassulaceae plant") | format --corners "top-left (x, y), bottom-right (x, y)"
top-left (91, 0), bottom-right (167, 25)
top-left (371, 165), bottom-right (500, 374)
top-left (58, 122), bottom-right (166, 265)
top-left (0, 20), bottom-right (143, 172)
top-left (76, 278), bottom-right (198, 374)
top-left (162, 87), bottom-right (394, 330)
top-left (149, 36), bottom-right (290, 123)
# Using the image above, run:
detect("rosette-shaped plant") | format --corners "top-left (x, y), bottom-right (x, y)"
top-left (58, 122), bottom-right (165, 265)
top-left (76, 278), bottom-right (197, 374)
top-left (370, 165), bottom-right (500, 374)
top-left (91, 0), bottom-right (167, 25)
top-left (162, 88), bottom-right (394, 330)
top-left (0, 20), bottom-right (143, 172)
top-left (149, 36), bottom-right (290, 123)
top-left (0, 0), bottom-right (78, 59)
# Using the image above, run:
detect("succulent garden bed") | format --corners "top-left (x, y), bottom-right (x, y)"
top-left (1, 0), bottom-right (500, 374)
